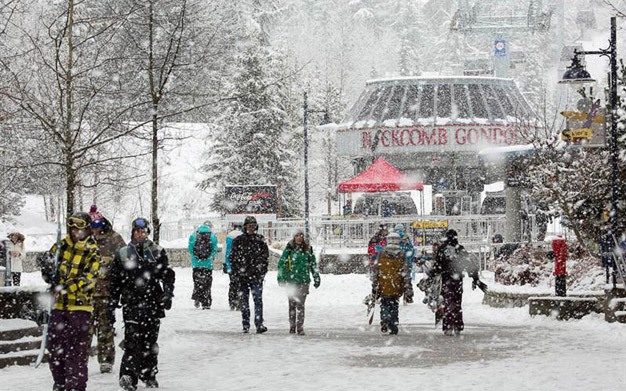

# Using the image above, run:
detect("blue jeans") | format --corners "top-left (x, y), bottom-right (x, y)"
top-left (239, 281), bottom-right (264, 328)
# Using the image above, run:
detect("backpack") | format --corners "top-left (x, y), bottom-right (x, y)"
top-left (193, 232), bottom-right (213, 260)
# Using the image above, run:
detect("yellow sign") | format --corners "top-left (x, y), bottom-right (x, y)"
top-left (412, 220), bottom-right (448, 229)
top-left (560, 111), bottom-right (604, 124)
top-left (561, 127), bottom-right (594, 142)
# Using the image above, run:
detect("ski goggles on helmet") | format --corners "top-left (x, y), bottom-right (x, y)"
top-left (132, 218), bottom-right (150, 230)
top-left (68, 216), bottom-right (90, 230)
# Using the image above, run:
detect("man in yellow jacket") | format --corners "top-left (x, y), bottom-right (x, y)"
top-left (39, 211), bottom-right (100, 391)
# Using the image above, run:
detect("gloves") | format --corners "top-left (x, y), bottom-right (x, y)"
top-left (162, 294), bottom-right (173, 310)
top-left (106, 305), bottom-right (116, 325)
top-left (313, 275), bottom-right (321, 289)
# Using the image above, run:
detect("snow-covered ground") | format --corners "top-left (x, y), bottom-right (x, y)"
top-left (1, 270), bottom-right (625, 391)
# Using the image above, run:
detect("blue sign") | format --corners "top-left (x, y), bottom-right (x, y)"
top-left (494, 39), bottom-right (507, 57)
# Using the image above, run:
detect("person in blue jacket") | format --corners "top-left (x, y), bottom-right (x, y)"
top-left (188, 221), bottom-right (218, 309)
top-left (224, 224), bottom-right (243, 310)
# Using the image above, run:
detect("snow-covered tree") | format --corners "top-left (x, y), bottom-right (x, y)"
top-left (200, 20), bottom-right (300, 217)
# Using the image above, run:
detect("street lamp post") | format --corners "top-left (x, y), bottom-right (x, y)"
top-left (303, 92), bottom-right (311, 241)
top-left (560, 16), bottom-right (620, 239)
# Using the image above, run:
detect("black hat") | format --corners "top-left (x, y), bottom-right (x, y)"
top-left (445, 229), bottom-right (458, 243)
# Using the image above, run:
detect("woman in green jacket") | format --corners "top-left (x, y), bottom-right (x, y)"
top-left (277, 230), bottom-right (320, 335)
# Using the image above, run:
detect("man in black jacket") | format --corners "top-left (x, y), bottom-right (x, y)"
top-left (230, 216), bottom-right (269, 334)
top-left (107, 218), bottom-right (175, 391)
top-left (432, 229), bottom-right (479, 336)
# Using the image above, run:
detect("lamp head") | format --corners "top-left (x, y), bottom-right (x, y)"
top-left (559, 55), bottom-right (596, 84)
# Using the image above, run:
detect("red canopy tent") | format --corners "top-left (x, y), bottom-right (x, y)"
top-left (338, 157), bottom-right (424, 193)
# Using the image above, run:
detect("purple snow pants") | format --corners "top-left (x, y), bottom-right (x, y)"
top-left (48, 310), bottom-right (92, 391)
top-left (442, 278), bottom-right (464, 332)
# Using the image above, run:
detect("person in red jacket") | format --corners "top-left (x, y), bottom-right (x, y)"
top-left (367, 224), bottom-right (388, 275)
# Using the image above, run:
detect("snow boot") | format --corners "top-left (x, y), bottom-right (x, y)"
top-left (289, 327), bottom-right (296, 334)
top-left (242, 326), bottom-right (250, 334)
top-left (145, 379), bottom-right (159, 388)
top-left (119, 375), bottom-right (136, 391)
top-left (100, 363), bottom-right (113, 373)
top-left (256, 325), bottom-right (268, 334)
top-left (297, 329), bottom-right (306, 336)
top-left (389, 325), bottom-right (398, 335)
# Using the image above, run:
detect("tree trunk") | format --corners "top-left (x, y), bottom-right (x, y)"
top-left (64, 0), bottom-right (75, 216)
top-left (151, 107), bottom-right (160, 243)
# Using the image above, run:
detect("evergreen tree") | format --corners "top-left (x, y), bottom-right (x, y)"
top-left (200, 29), bottom-right (300, 217)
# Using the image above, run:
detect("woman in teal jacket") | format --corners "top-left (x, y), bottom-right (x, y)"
top-left (277, 230), bottom-right (320, 335)
top-left (188, 223), bottom-right (218, 309)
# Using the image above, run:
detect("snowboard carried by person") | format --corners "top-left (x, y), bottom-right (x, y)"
top-left (416, 253), bottom-right (444, 326)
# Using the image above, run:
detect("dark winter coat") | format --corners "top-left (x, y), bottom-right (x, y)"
top-left (230, 232), bottom-right (269, 284)
top-left (93, 227), bottom-right (126, 298)
top-left (277, 240), bottom-right (320, 285)
top-left (433, 242), bottom-right (478, 282)
top-left (109, 239), bottom-right (175, 319)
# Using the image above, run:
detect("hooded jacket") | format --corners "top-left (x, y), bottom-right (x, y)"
top-left (188, 224), bottom-right (218, 269)
top-left (277, 240), bottom-right (320, 285)
top-left (230, 229), bottom-right (269, 284)
top-left (41, 235), bottom-right (101, 312)
top-left (109, 239), bottom-right (175, 319)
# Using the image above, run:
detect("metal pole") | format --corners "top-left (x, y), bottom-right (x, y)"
top-left (304, 92), bottom-right (310, 241)
top-left (609, 16), bottom-right (619, 237)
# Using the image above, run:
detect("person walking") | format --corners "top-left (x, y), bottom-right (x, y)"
top-left (188, 221), bottom-right (218, 309)
top-left (87, 206), bottom-right (126, 373)
top-left (225, 224), bottom-right (243, 310)
top-left (367, 224), bottom-right (388, 277)
top-left (38, 212), bottom-right (101, 391)
top-left (277, 230), bottom-right (321, 335)
top-left (108, 218), bottom-right (176, 391)
top-left (432, 229), bottom-right (480, 336)
top-left (371, 232), bottom-right (413, 335)
top-left (230, 216), bottom-right (269, 334)
top-left (6, 232), bottom-right (25, 286)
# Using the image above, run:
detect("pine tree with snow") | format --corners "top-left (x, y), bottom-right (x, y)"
top-left (200, 18), bottom-right (300, 217)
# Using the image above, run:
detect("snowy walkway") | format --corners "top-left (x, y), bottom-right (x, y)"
top-left (1, 270), bottom-right (625, 391)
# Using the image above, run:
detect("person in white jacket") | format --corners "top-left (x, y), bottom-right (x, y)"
top-left (7, 232), bottom-right (25, 286)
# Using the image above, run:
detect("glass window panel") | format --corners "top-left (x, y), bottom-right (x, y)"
top-left (400, 85), bottom-right (420, 119)
top-left (418, 84), bottom-right (435, 118)
top-left (468, 84), bottom-right (488, 119)
top-left (453, 84), bottom-right (471, 118)
top-left (371, 87), bottom-right (394, 121)
top-left (357, 87), bottom-right (385, 121)
top-left (436, 84), bottom-right (452, 118)
top-left (381, 86), bottom-right (406, 121)
top-left (483, 85), bottom-right (505, 119)
top-left (493, 86), bottom-right (516, 117)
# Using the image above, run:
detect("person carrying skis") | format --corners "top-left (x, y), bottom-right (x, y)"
top-left (431, 229), bottom-right (482, 336)
top-left (371, 232), bottom-right (413, 335)
top-left (38, 211), bottom-right (101, 391)
top-left (225, 223), bottom-right (243, 310)
top-left (87, 205), bottom-right (126, 373)
top-left (188, 221), bottom-right (218, 309)
top-left (230, 216), bottom-right (269, 334)
top-left (107, 218), bottom-right (175, 391)
top-left (277, 230), bottom-right (321, 335)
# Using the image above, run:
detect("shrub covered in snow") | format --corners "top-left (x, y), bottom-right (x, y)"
top-left (494, 242), bottom-right (606, 290)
